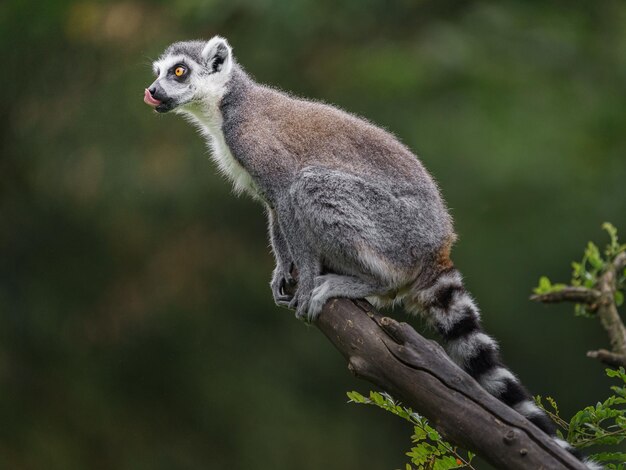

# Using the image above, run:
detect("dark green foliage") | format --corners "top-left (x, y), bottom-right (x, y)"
top-left (533, 223), bottom-right (626, 317)
top-left (348, 391), bottom-right (475, 470)
top-left (536, 367), bottom-right (626, 470)
top-left (349, 367), bottom-right (626, 469)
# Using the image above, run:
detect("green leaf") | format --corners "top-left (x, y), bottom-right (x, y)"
top-left (433, 455), bottom-right (462, 470)
top-left (428, 430), bottom-right (441, 441)
top-left (606, 367), bottom-right (626, 383)
top-left (547, 396), bottom-right (560, 415)
top-left (586, 242), bottom-right (604, 270)
top-left (534, 276), bottom-right (552, 294)
top-left (615, 291), bottom-right (624, 307)
top-left (533, 276), bottom-right (568, 295)
top-left (412, 426), bottom-right (427, 441)
top-left (602, 222), bottom-right (621, 257)
top-left (572, 261), bottom-right (583, 278)
top-left (346, 391), bottom-right (367, 403)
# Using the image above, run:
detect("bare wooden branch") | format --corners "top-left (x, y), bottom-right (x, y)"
top-left (312, 298), bottom-right (587, 470)
top-left (587, 349), bottom-right (626, 368)
top-left (530, 287), bottom-right (601, 305)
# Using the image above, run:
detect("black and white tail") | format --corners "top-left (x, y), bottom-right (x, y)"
top-left (406, 266), bottom-right (601, 470)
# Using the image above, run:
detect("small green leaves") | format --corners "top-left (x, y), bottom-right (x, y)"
top-left (535, 368), bottom-right (626, 467)
top-left (534, 223), bottom-right (625, 318)
top-left (346, 390), bottom-right (367, 403)
top-left (348, 391), bottom-right (475, 469)
top-left (571, 240), bottom-right (604, 292)
top-left (533, 276), bottom-right (567, 295)
top-left (586, 242), bottom-right (604, 270)
top-left (534, 395), bottom-right (568, 429)
top-left (606, 367), bottom-right (626, 383)
top-left (535, 276), bottom-right (551, 294)
top-left (602, 222), bottom-right (626, 259)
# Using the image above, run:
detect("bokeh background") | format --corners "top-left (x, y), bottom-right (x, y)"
top-left (2, 1), bottom-right (625, 469)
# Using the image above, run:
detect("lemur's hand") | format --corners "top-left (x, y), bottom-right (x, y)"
top-left (270, 262), bottom-right (296, 307)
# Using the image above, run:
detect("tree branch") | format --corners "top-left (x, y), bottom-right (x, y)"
top-left (614, 252), bottom-right (626, 272)
top-left (530, 251), bottom-right (626, 368)
top-left (595, 253), bottom-right (626, 366)
top-left (530, 287), bottom-right (601, 305)
top-left (586, 349), bottom-right (626, 368)
top-left (312, 298), bottom-right (586, 470)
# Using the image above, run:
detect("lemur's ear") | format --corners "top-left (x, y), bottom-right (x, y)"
top-left (201, 36), bottom-right (232, 74)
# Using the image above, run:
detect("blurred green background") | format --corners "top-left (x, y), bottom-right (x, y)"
top-left (1, 0), bottom-right (625, 468)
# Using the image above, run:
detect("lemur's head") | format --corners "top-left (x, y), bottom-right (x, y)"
top-left (144, 36), bottom-right (233, 113)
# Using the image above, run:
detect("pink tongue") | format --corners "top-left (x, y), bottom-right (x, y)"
top-left (144, 89), bottom-right (161, 107)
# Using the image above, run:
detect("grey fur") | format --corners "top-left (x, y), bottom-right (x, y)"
top-left (217, 66), bottom-right (455, 319)
top-left (147, 37), bottom-right (598, 468)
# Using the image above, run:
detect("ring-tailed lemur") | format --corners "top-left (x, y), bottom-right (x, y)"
top-left (144, 36), bottom-right (599, 469)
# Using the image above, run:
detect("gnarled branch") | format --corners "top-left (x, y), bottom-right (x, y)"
top-left (312, 298), bottom-right (586, 469)
top-left (593, 253), bottom-right (626, 365)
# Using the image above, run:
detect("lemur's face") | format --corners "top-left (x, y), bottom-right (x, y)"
top-left (145, 36), bottom-right (232, 114)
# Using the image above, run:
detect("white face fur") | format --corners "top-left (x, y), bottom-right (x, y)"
top-left (146, 36), bottom-right (260, 198)
top-left (146, 36), bottom-right (233, 114)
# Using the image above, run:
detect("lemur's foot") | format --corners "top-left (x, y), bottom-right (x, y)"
top-left (290, 277), bottom-right (315, 322)
top-left (293, 275), bottom-right (333, 323)
top-left (307, 275), bottom-right (333, 321)
top-left (293, 295), bottom-right (312, 322)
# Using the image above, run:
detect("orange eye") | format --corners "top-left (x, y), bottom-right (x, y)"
top-left (175, 66), bottom-right (185, 77)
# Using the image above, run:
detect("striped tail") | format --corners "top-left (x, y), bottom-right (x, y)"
top-left (405, 266), bottom-right (601, 470)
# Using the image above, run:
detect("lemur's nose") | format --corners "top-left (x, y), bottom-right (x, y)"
top-left (148, 86), bottom-right (157, 96)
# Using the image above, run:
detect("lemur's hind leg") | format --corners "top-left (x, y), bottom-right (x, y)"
top-left (307, 274), bottom-right (389, 322)
top-left (274, 197), bottom-right (322, 320)
top-left (286, 166), bottom-right (416, 321)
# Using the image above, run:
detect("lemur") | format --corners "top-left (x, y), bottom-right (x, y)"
top-left (144, 36), bottom-right (599, 469)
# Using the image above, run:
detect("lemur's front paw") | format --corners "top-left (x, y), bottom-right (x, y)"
top-left (270, 263), bottom-right (296, 307)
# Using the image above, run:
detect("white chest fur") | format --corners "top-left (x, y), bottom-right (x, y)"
top-left (181, 102), bottom-right (260, 198)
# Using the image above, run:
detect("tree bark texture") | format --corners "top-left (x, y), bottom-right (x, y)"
top-left (313, 298), bottom-right (586, 470)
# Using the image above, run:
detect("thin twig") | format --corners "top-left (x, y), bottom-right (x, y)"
top-left (573, 427), bottom-right (626, 448)
top-left (586, 349), bottom-right (626, 368)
